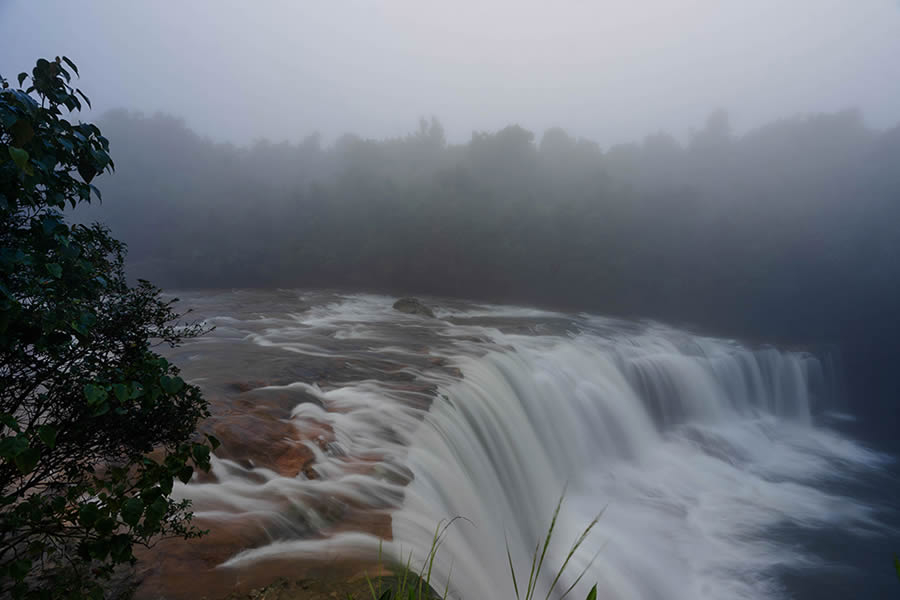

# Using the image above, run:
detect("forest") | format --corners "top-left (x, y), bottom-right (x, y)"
top-left (82, 109), bottom-right (900, 430)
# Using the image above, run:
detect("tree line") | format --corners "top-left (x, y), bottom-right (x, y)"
top-left (81, 108), bottom-right (900, 429)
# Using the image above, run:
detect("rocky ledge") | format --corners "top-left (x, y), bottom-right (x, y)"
top-left (392, 297), bottom-right (435, 318)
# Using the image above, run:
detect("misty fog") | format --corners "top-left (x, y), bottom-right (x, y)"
top-left (3, 1), bottom-right (900, 145)
top-left (74, 108), bottom-right (900, 433)
top-left (3, 2), bottom-right (900, 599)
top-left (4, 0), bottom-right (897, 429)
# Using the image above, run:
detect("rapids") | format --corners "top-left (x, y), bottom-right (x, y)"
top-left (164, 290), bottom-right (890, 600)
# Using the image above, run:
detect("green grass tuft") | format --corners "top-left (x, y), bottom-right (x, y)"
top-left (355, 494), bottom-right (603, 600)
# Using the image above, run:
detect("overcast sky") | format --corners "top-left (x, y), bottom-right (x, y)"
top-left (1, 1), bottom-right (899, 146)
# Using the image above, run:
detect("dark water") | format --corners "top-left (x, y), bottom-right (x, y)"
top-left (776, 425), bottom-right (899, 599)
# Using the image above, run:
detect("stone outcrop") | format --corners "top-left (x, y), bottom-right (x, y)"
top-left (392, 297), bottom-right (435, 318)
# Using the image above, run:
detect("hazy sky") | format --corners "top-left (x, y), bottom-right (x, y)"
top-left (2, 1), bottom-right (899, 146)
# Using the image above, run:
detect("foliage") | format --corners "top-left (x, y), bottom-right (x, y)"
top-left (504, 494), bottom-right (603, 600)
top-left (348, 500), bottom-right (602, 600)
top-left (0, 58), bottom-right (217, 599)
top-left (360, 521), bottom-right (459, 600)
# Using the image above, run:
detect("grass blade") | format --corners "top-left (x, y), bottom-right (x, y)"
top-left (442, 557), bottom-right (454, 600)
top-left (506, 533), bottom-right (521, 600)
top-left (528, 492), bottom-right (565, 600)
top-left (378, 539), bottom-right (384, 595)
top-left (558, 545), bottom-right (605, 600)
top-left (524, 540), bottom-right (540, 600)
top-left (544, 506), bottom-right (606, 600)
top-left (365, 572), bottom-right (378, 600)
top-left (399, 549), bottom-right (413, 597)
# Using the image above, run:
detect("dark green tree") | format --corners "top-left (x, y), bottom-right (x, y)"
top-left (0, 58), bottom-right (217, 599)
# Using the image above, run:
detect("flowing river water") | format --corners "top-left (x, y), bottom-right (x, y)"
top-left (139, 290), bottom-right (897, 600)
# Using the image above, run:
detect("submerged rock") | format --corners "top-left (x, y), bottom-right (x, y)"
top-left (392, 297), bottom-right (435, 318)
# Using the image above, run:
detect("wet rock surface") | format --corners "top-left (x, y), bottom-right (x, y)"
top-left (224, 576), bottom-right (381, 600)
top-left (392, 297), bottom-right (435, 318)
top-left (135, 290), bottom-right (554, 600)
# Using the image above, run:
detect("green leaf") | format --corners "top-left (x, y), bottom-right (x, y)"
top-left (158, 474), bottom-right (174, 496)
top-left (10, 558), bottom-right (31, 581)
top-left (160, 375), bottom-right (184, 395)
top-left (50, 495), bottom-right (66, 512)
top-left (14, 446), bottom-right (40, 474)
top-left (41, 214), bottom-right (62, 234)
top-left (45, 263), bottom-right (62, 278)
top-left (121, 497), bottom-right (144, 527)
top-left (78, 502), bottom-right (100, 528)
top-left (894, 554), bottom-right (900, 582)
top-left (0, 435), bottom-right (28, 460)
top-left (129, 382), bottom-right (144, 399)
top-left (89, 583), bottom-right (105, 600)
top-left (83, 383), bottom-right (107, 406)
top-left (90, 149), bottom-right (109, 170)
top-left (192, 444), bottom-right (210, 465)
top-left (61, 56), bottom-right (79, 76)
top-left (10, 119), bottom-right (34, 146)
top-left (17, 72), bottom-right (27, 87)
top-left (0, 413), bottom-right (19, 432)
top-left (206, 434), bottom-right (221, 450)
top-left (108, 533), bottom-right (132, 563)
top-left (586, 585), bottom-right (597, 600)
top-left (378, 590), bottom-right (392, 600)
top-left (112, 383), bottom-right (130, 403)
top-left (76, 89), bottom-right (91, 109)
top-left (95, 517), bottom-right (116, 536)
top-left (37, 425), bottom-right (57, 448)
top-left (61, 243), bottom-right (81, 259)
top-left (8, 146), bottom-right (31, 174)
top-left (144, 497), bottom-right (168, 526)
top-left (177, 465), bottom-right (194, 484)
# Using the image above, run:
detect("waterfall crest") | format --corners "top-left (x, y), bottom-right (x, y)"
top-left (392, 324), bottom-right (879, 600)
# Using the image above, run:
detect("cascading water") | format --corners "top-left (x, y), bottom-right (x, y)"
top-left (167, 292), bottom-right (887, 600)
top-left (391, 323), bottom-right (882, 600)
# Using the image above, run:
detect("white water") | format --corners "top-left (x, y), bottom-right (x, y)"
top-left (392, 324), bottom-right (882, 600)
top-left (175, 293), bottom-right (885, 600)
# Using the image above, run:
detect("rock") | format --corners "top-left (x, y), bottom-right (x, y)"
top-left (226, 380), bottom-right (269, 393)
top-left (392, 297), bottom-right (435, 318)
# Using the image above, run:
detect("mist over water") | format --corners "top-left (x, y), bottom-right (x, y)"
top-left (166, 292), bottom-right (893, 600)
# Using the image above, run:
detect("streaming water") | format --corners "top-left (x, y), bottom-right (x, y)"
top-left (166, 290), bottom-right (892, 600)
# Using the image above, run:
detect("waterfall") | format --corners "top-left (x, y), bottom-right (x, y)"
top-left (178, 293), bottom-right (884, 600)
top-left (391, 323), bottom-right (880, 600)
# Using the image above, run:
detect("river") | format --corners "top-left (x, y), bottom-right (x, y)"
top-left (141, 290), bottom-right (897, 600)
